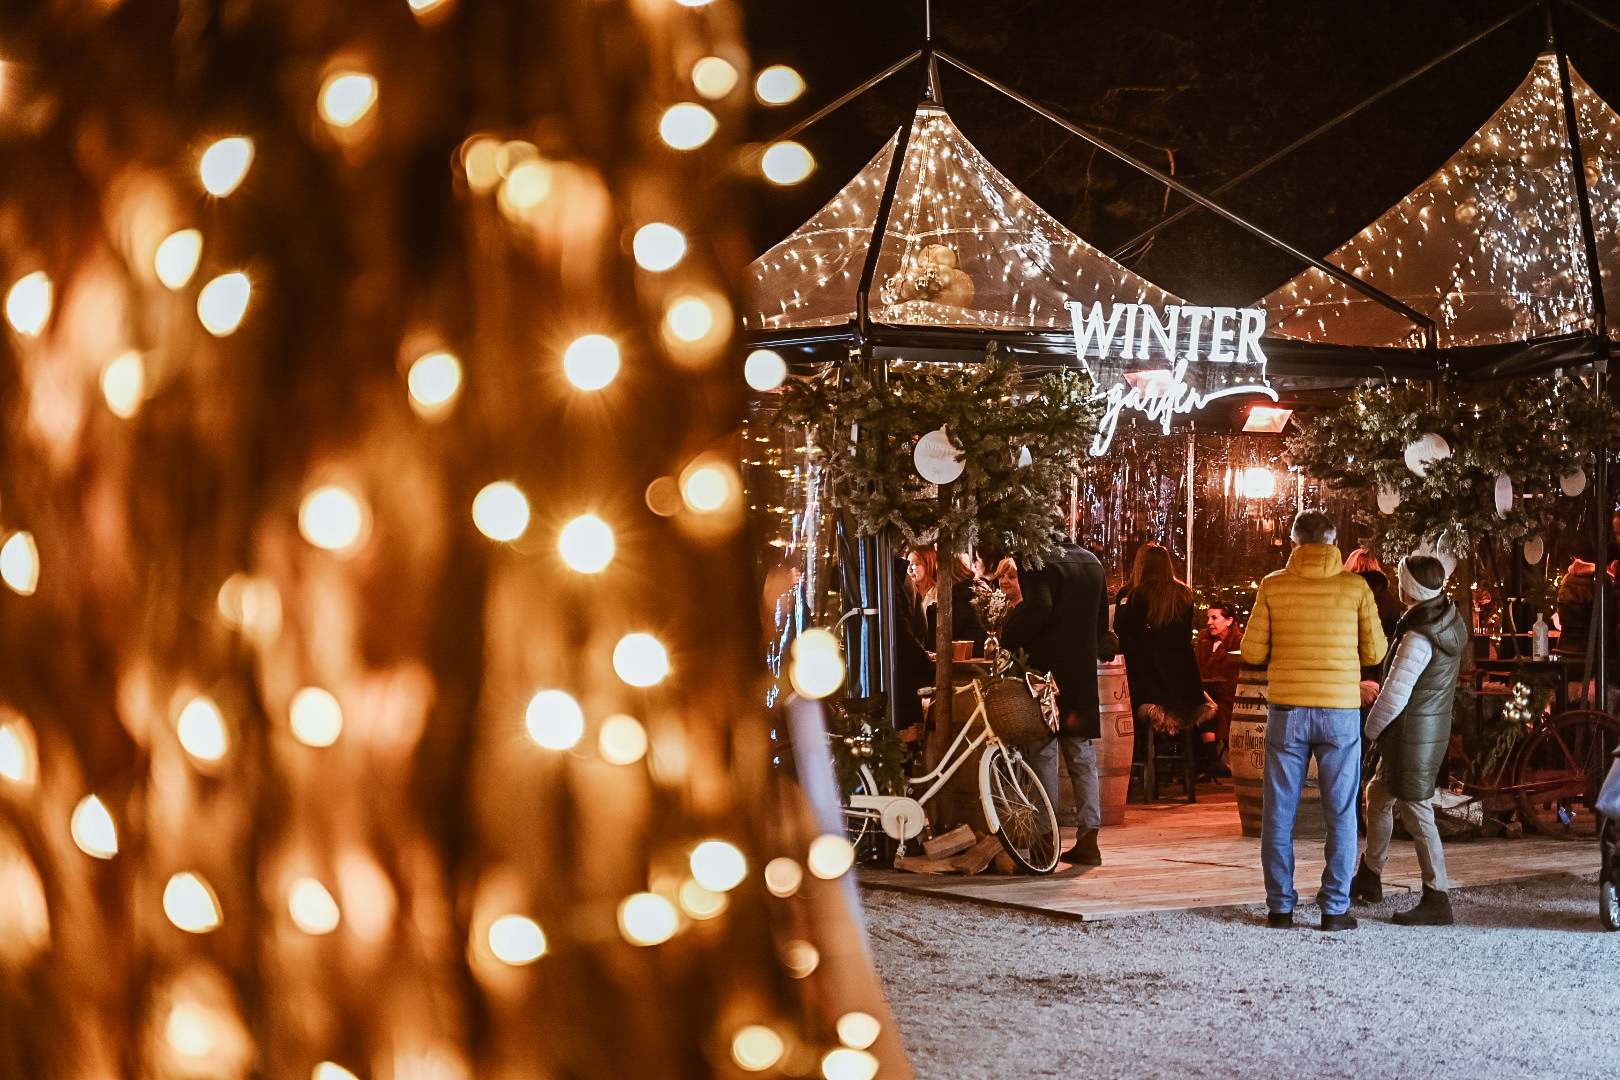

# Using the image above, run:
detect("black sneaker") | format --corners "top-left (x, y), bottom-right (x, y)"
top-left (1266, 911), bottom-right (1294, 929)
top-left (1319, 912), bottom-right (1359, 932)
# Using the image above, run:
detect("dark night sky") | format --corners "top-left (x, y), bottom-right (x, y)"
top-left (736, 0), bottom-right (1620, 306)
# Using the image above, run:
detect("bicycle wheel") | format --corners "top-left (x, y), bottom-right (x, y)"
top-left (1513, 711), bottom-right (1620, 840)
top-left (844, 765), bottom-right (879, 855)
top-left (979, 744), bottom-right (1059, 873)
top-left (1601, 817), bottom-right (1620, 932)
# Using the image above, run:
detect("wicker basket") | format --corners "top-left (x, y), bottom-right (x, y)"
top-left (982, 677), bottom-right (1053, 745)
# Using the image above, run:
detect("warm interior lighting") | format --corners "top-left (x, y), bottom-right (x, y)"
top-left (407, 350), bottom-right (462, 417)
top-left (613, 634), bottom-right (670, 687)
top-left (199, 137), bottom-right (254, 196)
top-left (163, 872), bottom-right (222, 932)
top-left (665, 296), bottom-right (715, 342)
top-left (761, 141), bottom-right (814, 185)
top-left (1242, 405), bottom-right (1293, 433)
top-left (598, 714), bottom-right (647, 764)
top-left (658, 104), bottom-right (717, 151)
top-left (806, 834), bottom-right (854, 879)
top-left (744, 349), bottom-right (787, 391)
top-left (101, 352), bottom-right (144, 418)
top-left (558, 515), bottom-right (614, 573)
top-left (488, 914), bottom-right (547, 965)
top-left (319, 72), bottom-right (377, 128)
top-left (288, 877), bottom-right (341, 934)
top-left (754, 65), bottom-right (805, 105)
top-left (299, 485), bottom-right (366, 552)
top-left (835, 1012), bottom-right (882, 1051)
top-left (731, 1026), bottom-right (785, 1072)
top-left (1239, 467), bottom-right (1277, 500)
top-left (525, 690), bottom-right (584, 750)
top-left (632, 223), bottom-right (686, 272)
top-left (154, 229), bottom-right (203, 289)
top-left (763, 857), bottom-right (802, 898)
top-left (177, 696), bottom-right (228, 762)
top-left (197, 272), bottom-right (251, 335)
top-left (0, 531), bottom-right (40, 595)
top-left (70, 795), bottom-right (118, 859)
top-left (289, 687), bottom-right (343, 747)
top-left (5, 271), bottom-right (51, 336)
top-left (617, 892), bottom-right (678, 945)
top-left (821, 1048), bottom-right (879, 1080)
top-left (688, 840), bottom-right (746, 892)
top-left (472, 481), bottom-right (530, 541)
top-left (562, 334), bottom-right (620, 390)
top-left (789, 628), bottom-right (845, 698)
top-left (691, 56), bottom-right (738, 99)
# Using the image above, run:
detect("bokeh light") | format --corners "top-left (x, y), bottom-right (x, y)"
top-left (613, 634), bottom-right (670, 687)
top-left (163, 872), bottom-right (222, 932)
top-left (755, 65), bottom-right (805, 105)
top-left (632, 223), bottom-right (686, 272)
top-left (836, 1012), bottom-right (882, 1051)
top-left (821, 1048), bottom-right (879, 1080)
top-left (644, 476), bottom-right (683, 517)
top-left (472, 481), bottom-right (530, 541)
top-left (177, 696), bottom-right (228, 763)
top-left (525, 690), bottom-right (584, 750)
top-left (0, 531), bottom-right (39, 596)
top-left (761, 141), bottom-right (815, 185)
top-left (289, 687), bottom-right (343, 747)
top-left (288, 878), bottom-right (341, 935)
top-left (101, 352), bottom-right (144, 418)
top-left (319, 72), bottom-right (377, 128)
top-left (501, 159), bottom-right (553, 211)
top-left (782, 939), bottom-right (820, 978)
top-left (197, 272), bottom-right (251, 336)
top-left (681, 460), bottom-right (739, 514)
top-left (462, 136), bottom-right (501, 193)
top-left (199, 137), bottom-right (254, 197)
top-left (407, 351), bottom-right (462, 417)
top-left (689, 840), bottom-right (747, 892)
top-left (790, 628), bottom-right (845, 698)
top-left (659, 103), bottom-right (718, 150)
top-left (598, 714), bottom-right (647, 765)
top-left (299, 485), bottom-right (366, 552)
top-left (154, 229), bottom-right (203, 289)
top-left (731, 1026), bottom-right (786, 1072)
top-left (678, 879), bottom-right (727, 919)
top-left (5, 271), bottom-right (51, 336)
top-left (744, 349), bottom-right (787, 391)
top-left (692, 56), bottom-right (739, 99)
top-left (763, 857), bottom-right (803, 898)
top-left (558, 514), bottom-right (614, 573)
top-left (617, 892), bottom-right (678, 945)
top-left (488, 914), bottom-right (547, 965)
top-left (806, 834), bottom-right (855, 880)
top-left (562, 334), bottom-right (620, 390)
top-left (70, 795), bottom-right (118, 859)
top-left (313, 1064), bottom-right (359, 1080)
top-left (164, 1002), bottom-right (219, 1058)
top-left (664, 296), bottom-right (715, 342)
top-left (0, 721), bottom-right (35, 785)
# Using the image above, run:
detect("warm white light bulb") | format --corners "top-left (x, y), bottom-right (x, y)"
top-left (617, 892), bottom-right (678, 945)
top-left (659, 104), bottom-right (718, 150)
top-left (5, 271), bottom-right (51, 336)
top-left (761, 141), bottom-right (814, 185)
top-left (199, 137), bottom-right (254, 197)
top-left (177, 696), bottom-right (228, 762)
top-left (563, 334), bottom-right (620, 391)
top-left (289, 687), bottom-right (343, 747)
top-left (289, 877), bottom-right (341, 934)
top-left (197, 272), bottom-right (251, 335)
top-left (558, 515), bottom-right (614, 573)
top-left (613, 634), bottom-right (670, 687)
top-left (71, 795), bottom-right (118, 859)
top-left (472, 481), bottom-right (530, 541)
top-left (633, 223), bottom-right (687, 272)
top-left (299, 485), bottom-right (366, 552)
top-left (101, 352), bottom-right (145, 418)
top-left (525, 690), bottom-right (584, 750)
top-left (488, 914), bottom-right (547, 965)
top-left (755, 65), bottom-right (805, 105)
top-left (164, 872), bottom-right (222, 932)
top-left (598, 714), bottom-right (648, 765)
top-left (744, 349), bottom-right (787, 391)
top-left (0, 531), bottom-right (39, 596)
top-left (692, 57), bottom-right (739, 100)
top-left (806, 834), bottom-right (855, 880)
top-left (154, 229), bottom-right (203, 289)
top-left (665, 296), bottom-right (715, 342)
top-left (407, 350), bottom-right (462, 416)
top-left (319, 72), bottom-right (378, 128)
top-left (732, 1026), bottom-right (785, 1072)
top-left (689, 840), bottom-right (747, 892)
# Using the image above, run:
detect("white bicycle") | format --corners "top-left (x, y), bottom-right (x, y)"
top-left (841, 679), bottom-right (1061, 873)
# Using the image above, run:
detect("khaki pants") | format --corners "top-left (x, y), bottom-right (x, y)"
top-left (1363, 759), bottom-right (1448, 892)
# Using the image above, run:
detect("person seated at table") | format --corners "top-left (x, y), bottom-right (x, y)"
top-left (905, 545), bottom-right (986, 657)
top-left (1194, 602), bottom-right (1244, 750)
top-left (1555, 536), bottom-right (1616, 658)
top-left (1115, 545), bottom-right (1215, 753)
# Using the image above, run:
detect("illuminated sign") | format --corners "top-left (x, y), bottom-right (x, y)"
top-left (1065, 301), bottom-right (1277, 455)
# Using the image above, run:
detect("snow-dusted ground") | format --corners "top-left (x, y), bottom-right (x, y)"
top-left (864, 873), bottom-right (1620, 1080)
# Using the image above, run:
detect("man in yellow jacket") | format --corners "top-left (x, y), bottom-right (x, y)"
top-left (1242, 510), bottom-right (1387, 931)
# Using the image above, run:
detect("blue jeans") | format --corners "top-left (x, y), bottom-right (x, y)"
top-left (1022, 736), bottom-right (1101, 830)
top-left (1262, 705), bottom-right (1361, 916)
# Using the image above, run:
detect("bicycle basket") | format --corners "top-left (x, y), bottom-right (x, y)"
top-left (982, 677), bottom-right (1053, 745)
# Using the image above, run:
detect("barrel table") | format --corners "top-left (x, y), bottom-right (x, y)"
top-left (1042, 660), bottom-right (1134, 827)
top-left (1230, 665), bottom-right (1326, 839)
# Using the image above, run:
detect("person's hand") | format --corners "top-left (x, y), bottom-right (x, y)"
top-left (1359, 679), bottom-right (1380, 706)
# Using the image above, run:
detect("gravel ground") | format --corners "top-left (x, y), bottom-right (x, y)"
top-left (864, 872), bottom-right (1620, 1080)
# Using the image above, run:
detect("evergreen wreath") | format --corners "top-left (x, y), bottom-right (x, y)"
top-left (825, 700), bottom-right (910, 798)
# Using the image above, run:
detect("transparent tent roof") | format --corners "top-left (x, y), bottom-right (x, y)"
top-left (1259, 56), bottom-right (1620, 349)
top-left (743, 106), bottom-right (1185, 333)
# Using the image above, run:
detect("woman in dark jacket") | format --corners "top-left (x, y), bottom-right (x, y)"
top-left (1113, 544), bottom-right (1210, 735)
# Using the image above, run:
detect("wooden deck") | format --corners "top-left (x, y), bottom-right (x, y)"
top-left (857, 781), bottom-right (1601, 921)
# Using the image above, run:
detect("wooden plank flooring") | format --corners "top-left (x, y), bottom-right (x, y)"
top-left (858, 780), bottom-right (1601, 921)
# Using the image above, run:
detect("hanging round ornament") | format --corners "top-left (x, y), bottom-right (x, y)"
top-left (1524, 535), bottom-right (1545, 565)
top-left (1560, 467), bottom-right (1587, 497)
top-left (913, 428), bottom-right (965, 485)
top-left (1376, 484), bottom-right (1401, 515)
top-left (1494, 473), bottom-right (1513, 519)
top-left (1016, 445), bottom-right (1033, 468)
top-left (1403, 433), bottom-right (1451, 477)
top-left (1413, 538), bottom-right (1457, 578)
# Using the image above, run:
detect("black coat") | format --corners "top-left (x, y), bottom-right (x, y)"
top-left (1001, 542), bottom-right (1115, 738)
top-left (1114, 589), bottom-right (1206, 716)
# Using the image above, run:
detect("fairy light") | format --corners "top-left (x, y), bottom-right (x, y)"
top-left (299, 485), bottom-right (366, 552)
top-left (525, 690), bottom-right (584, 750)
top-left (177, 695), bottom-right (228, 762)
top-left (754, 65), bottom-right (804, 106)
top-left (407, 350), bottom-right (462, 417)
top-left (562, 334), bottom-right (619, 390)
top-left (488, 915), bottom-right (547, 965)
top-left (806, 834), bottom-right (854, 879)
top-left (782, 939), bottom-right (820, 978)
top-left (617, 892), bottom-right (678, 945)
top-left (613, 633), bottom-right (670, 687)
top-left (163, 872), bottom-right (222, 932)
top-left (658, 104), bottom-right (717, 151)
top-left (199, 137), bottom-right (253, 196)
top-left (678, 879), bottom-right (727, 919)
top-left (680, 459), bottom-right (739, 513)
top-left (165, 1002), bottom-right (219, 1057)
top-left (731, 1026), bottom-right (785, 1072)
top-left (692, 57), bottom-right (738, 100)
top-left (500, 159), bottom-right (553, 212)
top-left (70, 795), bottom-right (118, 859)
top-left (288, 878), bottom-right (341, 934)
top-left (761, 141), bottom-right (814, 185)
top-left (763, 857), bottom-right (802, 897)
top-left (744, 349), bottom-right (787, 391)
top-left (0, 531), bottom-right (40, 595)
top-left (789, 629), bottom-right (844, 698)
top-left (0, 722), bottom-right (33, 784)
top-left (472, 481), bottom-right (530, 541)
top-left (598, 714), bottom-right (647, 764)
top-left (665, 296), bottom-right (714, 342)
top-left (633, 223), bottom-right (686, 272)
top-left (319, 72), bottom-right (377, 128)
top-left (835, 1013), bottom-right (881, 1050)
top-left (154, 229), bottom-right (203, 289)
top-left (100, 352), bottom-right (144, 418)
top-left (289, 687), bottom-right (343, 747)
top-left (313, 1065), bottom-right (360, 1080)
top-left (6, 271), bottom-right (51, 336)
top-left (688, 840), bottom-right (746, 892)
top-left (558, 514), bottom-right (614, 573)
top-left (821, 1048), bottom-right (879, 1080)
top-left (197, 272), bottom-right (251, 335)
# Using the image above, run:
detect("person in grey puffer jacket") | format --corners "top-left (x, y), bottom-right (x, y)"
top-left (1350, 555), bottom-right (1468, 925)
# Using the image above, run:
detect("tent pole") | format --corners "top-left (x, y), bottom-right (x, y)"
top-left (935, 50), bottom-right (1437, 347)
top-left (1185, 429), bottom-right (1195, 588)
top-left (853, 58), bottom-right (929, 337)
top-left (1552, 0), bottom-right (1611, 699)
top-left (762, 51), bottom-right (923, 148)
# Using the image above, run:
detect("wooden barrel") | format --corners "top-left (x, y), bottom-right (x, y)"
top-left (1230, 665), bottom-right (1325, 839)
top-left (1096, 659), bottom-right (1134, 826)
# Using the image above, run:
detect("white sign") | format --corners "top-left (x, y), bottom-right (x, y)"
top-left (1066, 301), bottom-right (1277, 456)
top-left (914, 427), bottom-right (965, 484)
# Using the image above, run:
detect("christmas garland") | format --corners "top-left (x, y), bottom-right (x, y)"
top-left (1286, 379), bottom-right (1620, 559)
top-left (826, 701), bottom-right (910, 798)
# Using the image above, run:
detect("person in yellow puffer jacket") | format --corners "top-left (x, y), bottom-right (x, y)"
top-left (1242, 511), bottom-right (1387, 932)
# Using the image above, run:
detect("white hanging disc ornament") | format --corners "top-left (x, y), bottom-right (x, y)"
top-left (1403, 433), bottom-right (1450, 477)
top-left (1524, 536), bottom-right (1545, 565)
top-left (1413, 539), bottom-right (1457, 578)
top-left (913, 428), bottom-right (965, 485)
top-left (1494, 474), bottom-right (1513, 518)
top-left (1376, 485), bottom-right (1401, 515)
top-left (1016, 445), bottom-right (1033, 468)
top-left (1559, 467), bottom-right (1587, 496)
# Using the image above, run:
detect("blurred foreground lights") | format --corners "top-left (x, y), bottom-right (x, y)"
top-left (488, 914), bottom-right (547, 965)
top-left (559, 514), bottom-right (614, 573)
top-left (689, 840), bottom-right (747, 892)
top-left (500, 159), bottom-right (553, 212)
top-left (692, 56), bottom-right (739, 99)
top-left (617, 892), bottom-right (678, 946)
top-left (0, 531), bottom-right (40, 596)
top-left (0, 720), bottom-right (36, 785)
top-left (101, 352), bottom-right (145, 418)
top-left (659, 103), bottom-right (718, 150)
top-left (154, 229), bottom-right (203, 289)
top-left (807, 834), bottom-right (855, 880)
top-left (71, 795), bottom-right (118, 859)
top-left (407, 351), bottom-right (462, 417)
top-left (644, 476), bottom-right (683, 517)
top-left (217, 573), bottom-right (282, 642)
top-left (755, 65), bottom-right (805, 105)
top-left (407, 0), bottom-right (449, 16)
top-left (197, 272), bottom-right (251, 336)
top-left (563, 334), bottom-right (619, 390)
top-left (165, 1003), bottom-right (220, 1058)
top-left (319, 72), bottom-right (378, 128)
top-left (299, 485), bottom-right (366, 552)
top-left (178, 696), bottom-right (229, 763)
top-left (633, 223), bottom-right (687, 272)
top-left (613, 634), bottom-right (670, 687)
top-left (762, 141), bottom-right (815, 185)
top-left (5, 271), bottom-right (51, 336)
top-left (745, 349), bottom-right (787, 391)
top-left (731, 1026), bottom-right (786, 1072)
top-left (665, 296), bottom-right (716, 342)
top-left (313, 1065), bottom-right (360, 1080)
top-left (790, 628), bottom-right (845, 698)
top-left (290, 687), bottom-right (343, 747)
top-left (164, 872), bottom-right (222, 932)
top-left (782, 939), bottom-right (820, 978)
top-left (678, 879), bottom-right (727, 920)
top-left (822, 1048), bottom-right (879, 1080)
top-left (472, 481), bottom-right (530, 541)
top-left (681, 460), bottom-right (740, 514)
top-left (836, 1012), bottom-right (882, 1051)
top-left (763, 857), bottom-right (803, 898)
top-left (525, 690), bottom-right (584, 750)
top-left (598, 714), bottom-right (647, 765)
top-left (673, 0), bottom-right (714, 6)
top-left (289, 878), bottom-right (341, 935)
top-left (199, 137), bottom-right (254, 197)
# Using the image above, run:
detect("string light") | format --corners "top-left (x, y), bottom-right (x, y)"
top-left (471, 481), bottom-right (530, 541)
top-left (613, 633), bottom-right (670, 687)
top-left (754, 65), bottom-right (804, 106)
top-left (163, 872), bottom-right (222, 932)
top-left (678, 879), bottom-right (727, 919)
top-left (199, 137), bottom-right (253, 196)
top-left (0, 531), bottom-right (39, 595)
top-left (289, 687), bottom-right (343, 747)
top-left (562, 334), bottom-right (619, 390)
top-left (789, 629), bottom-right (844, 698)
top-left (500, 159), bottom-right (553, 213)
top-left (177, 695), bottom-right (228, 762)
top-left (487, 915), bottom-right (547, 965)
top-left (688, 840), bottom-right (746, 892)
top-left (731, 1027), bottom-right (786, 1072)
top-left (658, 104), bottom-right (717, 151)
top-left (835, 1013), bottom-right (881, 1051)
top-left (633, 223), bottom-right (686, 272)
top-left (197, 272), bottom-right (251, 335)
top-left (806, 834), bottom-right (854, 879)
top-left (617, 892), bottom-right (678, 945)
top-left (154, 229), bottom-right (203, 289)
top-left (761, 141), bottom-right (814, 185)
top-left (101, 352), bottom-right (144, 418)
top-left (598, 714), bottom-right (647, 764)
top-left (763, 857), bottom-right (802, 897)
top-left (680, 459), bottom-right (739, 513)
top-left (525, 690), bottom-right (584, 750)
top-left (821, 1048), bottom-right (879, 1080)
top-left (664, 296), bottom-right (714, 341)
top-left (70, 795), bottom-right (118, 859)
top-left (319, 72), bottom-right (377, 128)
top-left (558, 514), bottom-right (614, 573)
top-left (5, 271), bottom-right (51, 336)
top-left (744, 349), bottom-right (787, 391)
top-left (407, 350), bottom-right (463, 417)
top-left (691, 57), bottom-right (738, 100)
top-left (288, 878), bottom-right (341, 934)
top-left (782, 939), bottom-right (820, 978)
top-left (299, 485), bottom-right (366, 552)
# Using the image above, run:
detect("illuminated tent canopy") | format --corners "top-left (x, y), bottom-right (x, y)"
top-left (1260, 55), bottom-right (1620, 350)
top-left (743, 105), bottom-right (1186, 335)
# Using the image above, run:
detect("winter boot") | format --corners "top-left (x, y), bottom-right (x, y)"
top-left (1349, 857), bottom-right (1383, 904)
top-left (1060, 828), bottom-right (1102, 866)
top-left (1392, 885), bottom-right (1454, 926)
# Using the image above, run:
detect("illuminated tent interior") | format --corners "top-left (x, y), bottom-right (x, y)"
top-left (1260, 53), bottom-right (1620, 362)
